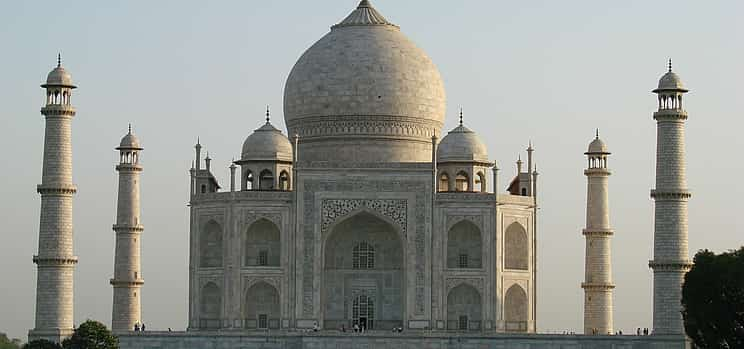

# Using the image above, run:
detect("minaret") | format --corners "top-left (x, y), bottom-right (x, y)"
top-left (110, 126), bottom-right (144, 332)
top-left (30, 55), bottom-right (78, 343)
top-left (649, 60), bottom-right (692, 335)
top-left (581, 131), bottom-right (614, 335)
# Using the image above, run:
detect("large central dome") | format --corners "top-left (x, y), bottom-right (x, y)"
top-left (283, 0), bottom-right (446, 164)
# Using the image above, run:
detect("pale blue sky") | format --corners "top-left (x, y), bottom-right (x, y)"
top-left (1, 0), bottom-right (742, 340)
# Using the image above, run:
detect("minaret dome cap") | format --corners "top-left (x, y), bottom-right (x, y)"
top-left (653, 61), bottom-right (687, 93)
top-left (117, 128), bottom-right (143, 150)
top-left (42, 56), bottom-right (76, 88)
top-left (586, 136), bottom-right (610, 155)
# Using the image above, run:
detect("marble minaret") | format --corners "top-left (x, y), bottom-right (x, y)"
top-left (30, 56), bottom-right (78, 343)
top-left (649, 61), bottom-right (692, 335)
top-left (111, 126), bottom-right (144, 332)
top-left (581, 131), bottom-right (614, 335)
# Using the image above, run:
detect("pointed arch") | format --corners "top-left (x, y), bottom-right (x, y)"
top-left (243, 218), bottom-right (281, 267)
top-left (244, 281), bottom-right (280, 329)
top-left (447, 220), bottom-right (482, 269)
top-left (476, 171), bottom-right (486, 192)
top-left (278, 170), bottom-right (290, 191)
top-left (504, 284), bottom-right (528, 332)
top-left (447, 283), bottom-right (482, 330)
top-left (505, 222), bottom-right (528, 270)
top-left (200, 282), bottom-right (222, 329)
top-left (438, 172), bottom-right (450, 192)
top-left (323, 211), bottom-right (404, 330)
top-left (455, 171), bottom-right (469, 192)
top-left (244, 170), bottom-right (254, 190)
top-left (199, 220), bottom-right (223, 268)
top-left (259, 169), bottom-right (274, 190)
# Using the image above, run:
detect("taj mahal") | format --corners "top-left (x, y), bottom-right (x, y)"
top-left (28, 1), bottom-right (694, 348)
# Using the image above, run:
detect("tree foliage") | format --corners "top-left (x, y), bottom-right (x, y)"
top-left (21, 340), bottom-right (61, 349)
top-left (0, 333), bottom-right (22, 349)
top-left (682, 247), bottom-right (744, 348)
top-left (61, 321), bottom-right (118, 349)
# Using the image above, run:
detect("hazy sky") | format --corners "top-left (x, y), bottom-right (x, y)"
top-left (1, 0), bottom-right (742, 340)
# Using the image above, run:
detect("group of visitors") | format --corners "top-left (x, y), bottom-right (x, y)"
top-left (636, 327), bottom-right (650, 336)
top-left (133, 322), bottom-right (146, 332)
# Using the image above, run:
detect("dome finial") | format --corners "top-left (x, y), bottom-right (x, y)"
top-left (668, 58), bottom-right (672, 73)
top-left (596, 128), bottom-right (599, 139)
top-left (57, 53), bottom-right (61, 68)
top-left (128, 123), bottom-right (132, 135)
top-left (266, 105), bottom-right (271, 123)
top-left (459, 107), bottom-right (464, 126)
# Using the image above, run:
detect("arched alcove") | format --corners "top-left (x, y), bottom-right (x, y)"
top-left (446, 284), bottom-right (482, 331)
top-left (504, 284), bottom-right (528, 332)
top-left (455, 171), bottom-right (469, 192)
top-left (259, 170), bottom-right (274, 190)
top-left (504, 223), bottom-right (528, 270)
top-left (323, 211), bottom-right (403, 330)
top-left (199, 220), bottom-right (223, 268)
top-left (244, 282), bottom-right (280, 329)
top-left (200, 282), bottom-right (222, 329)
top-left (447, 220), bottom-right (482, 269)
top-left (243, 219), bottom-right (281, 267)
top-left (439, 172), bottom-right (450, 192)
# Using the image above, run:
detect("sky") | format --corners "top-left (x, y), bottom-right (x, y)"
top-left (1, 0), bottom-right (742, 341)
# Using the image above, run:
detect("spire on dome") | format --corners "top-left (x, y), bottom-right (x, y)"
top-left (459, 107), bottom-right (464, 126)
top-left (668, 58), bottom-right (672, 73)
top-left (266, 106), bottom-right (271, 123)
top-left (333, 0), bottom-right (397, 29)
top-left (596, 128), bottom-right (600, 139)
top-left (57, 53), bottom-right (61, 68)
top-left (128, 123), bottom-right (132, 135)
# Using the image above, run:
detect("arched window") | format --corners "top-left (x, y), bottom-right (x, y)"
top-left (200, 220), bottom-right (223, 268)
top-left (504, 284), bottom-right (528, 332)
top-left (259, 170), bottom-right (274, 190)
top-left (521, 188), bottom-right (527, 196)
top-left (475, 172), bottom-right (486, 193)
top-left (455, 171), bottom-right (469, 192)
top-left (505, 223), bottom-right (528, 270)
top-left (352, 242), bottom-right (375, 269)
top-left (278, 171), bottom-right (290, 191)
top-left (439, 172), bottom-right (450, 192)
top-left (352, 294), bottom-right (375, 330)
top-left (200, 282), bottom-right (222, 329)
top-left (244, 171), bottom-right (254, 191)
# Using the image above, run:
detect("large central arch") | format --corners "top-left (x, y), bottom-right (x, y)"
top-left (322, 211), bottom-right (404, 330)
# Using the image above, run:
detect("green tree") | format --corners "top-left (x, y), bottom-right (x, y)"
top-left (0, 333), bottom-right (22, 349)
top-left (61, 321), bottom-right (118, 349)
top-left (21, 340), bottom-right (61, 349)
top-left (682, 247), bottom-right (744, 348)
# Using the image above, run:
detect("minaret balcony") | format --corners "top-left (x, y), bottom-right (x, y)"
top-left (40, 105), bottom-right (76, 116)
top-left (653, 109), bottom-right (688, 121)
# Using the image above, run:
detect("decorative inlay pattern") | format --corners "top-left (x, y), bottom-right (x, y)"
top-left (445, 278), bottom-right (484, 296)
top-left (321, 199), bottom-right (407, 236)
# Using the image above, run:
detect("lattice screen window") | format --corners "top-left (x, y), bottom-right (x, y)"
top-left (458, 315), bottom-right (468, 330)
top-left (352, 242), bottom-right (375, 269)
top-left (258, 250), bottom-right (268, 266)
top-left (458, 253), bottom-right (469, 268)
